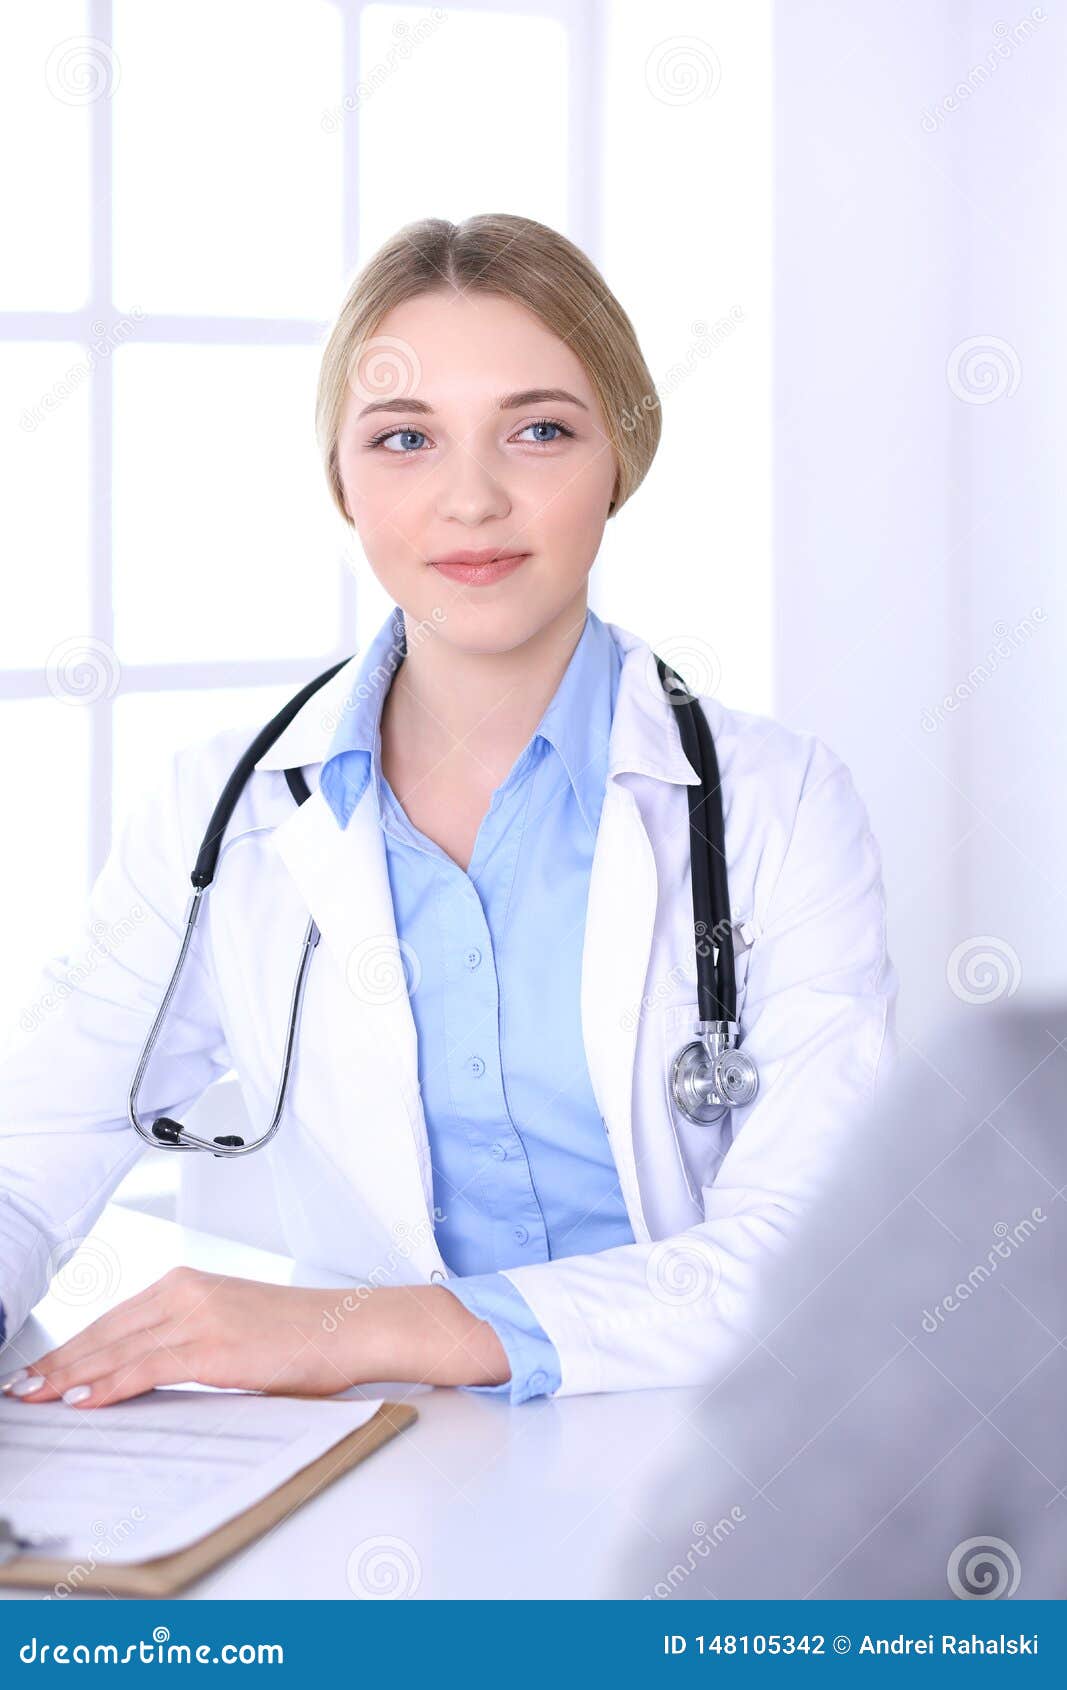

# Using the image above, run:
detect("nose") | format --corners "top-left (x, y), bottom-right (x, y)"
top-left (433, 439), bottom-right (511, 524)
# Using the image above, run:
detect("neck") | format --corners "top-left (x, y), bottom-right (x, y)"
top-left (382, 588), bottom-right (590, 790)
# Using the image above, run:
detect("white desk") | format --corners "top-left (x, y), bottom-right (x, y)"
top-left (1, 1206), bottom-right (710, 1600)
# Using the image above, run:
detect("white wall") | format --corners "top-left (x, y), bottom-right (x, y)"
top-left (772, 0), bottom-right (1064, 1049)
top-left (596, 1), bottom-right (774, 715)
top-left (958, 5), bottom-right (1065, 1005)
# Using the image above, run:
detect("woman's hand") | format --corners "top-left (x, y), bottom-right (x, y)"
top-left (0, 1267), bottom-right (510, 1409)
top-left (0, 1267), bottom-right (375, 1409)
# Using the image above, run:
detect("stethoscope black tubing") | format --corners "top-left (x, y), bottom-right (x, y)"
top-left (190, 656), bottom-right (350, 889)
top-left (654, 658), bottom-right (734, 1026)
top-left (189, 645), bottom-right (735, 1026)
top-left (691, 681), bottom-right (736, 1022)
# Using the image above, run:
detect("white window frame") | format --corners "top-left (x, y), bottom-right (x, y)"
top-left (3, 0), bottom-right (596, 888)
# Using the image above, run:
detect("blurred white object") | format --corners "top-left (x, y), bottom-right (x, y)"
top-left (618, 999), bottom-right (1067, 1600)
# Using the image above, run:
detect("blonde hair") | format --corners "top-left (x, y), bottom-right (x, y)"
top-left (315, 213), bottom-right (661, 525)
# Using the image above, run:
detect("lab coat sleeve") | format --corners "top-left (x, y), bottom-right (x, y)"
top-left (495, 741), bottom-right (899, 1398)
top-left (0, 746), bottom-right (231, 1352)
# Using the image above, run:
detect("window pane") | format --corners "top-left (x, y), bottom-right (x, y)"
top-left (0, 2), bottom-right (92, 310)
top-left (0, 700), bottom-right (90, 1049)
top-left (112, 0), bottom-right (342, 318)
top-left (113, 344), bottom-right (343, 664)
top-left (112, 683), bottom-right (310, 829)
top-left (0, 344), bottom-right (90, 668)
top-left (358, 6), bottom-right (568, 252)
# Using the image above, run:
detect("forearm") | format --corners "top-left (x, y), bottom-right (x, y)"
top-left (3, 1272), bottom-right (514, 1410)
top-left (352, 1284), bottom-right (511, 1388)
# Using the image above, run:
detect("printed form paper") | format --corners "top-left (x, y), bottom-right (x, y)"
top-left (0, 1388), bottom-right (383, 1564)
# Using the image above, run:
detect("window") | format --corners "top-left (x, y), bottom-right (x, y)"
top-left (2, 0), bottom-right (772, 1223)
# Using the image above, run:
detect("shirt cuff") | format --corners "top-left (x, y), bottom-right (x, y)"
top-left (442, 1270), bottom-right (561, 1404)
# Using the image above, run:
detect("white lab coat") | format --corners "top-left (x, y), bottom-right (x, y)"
top-left (0, 619), bottom-right (898, 1396)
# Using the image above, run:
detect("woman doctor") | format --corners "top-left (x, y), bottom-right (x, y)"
top-left (0, 213), bottom-right (898, 1410)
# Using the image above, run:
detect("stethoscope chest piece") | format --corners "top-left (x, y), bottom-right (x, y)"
top-left (670, 1021), bottom-right (760, 1125)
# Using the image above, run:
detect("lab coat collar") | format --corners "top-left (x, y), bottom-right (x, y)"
top-left (253, 614), bottom-right (702, 791)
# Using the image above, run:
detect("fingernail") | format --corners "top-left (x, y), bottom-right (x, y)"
top-left (62, 1385), bottom-right (92, 1405)
top-left (0, 1368), bottom-right (28, 1391)
top-left (10, 1375), bottom-right (45, 1397)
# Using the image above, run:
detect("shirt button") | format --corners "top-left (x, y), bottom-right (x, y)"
top-left (513, 1225), bottom-right (529, 1245)
top-left (470, 1055), bottom-right (485, 1078)
top-left (465, 947), bottom-right (482, 969)
top-left (490, 1142), bottom-right (507, 1160)
top-left (528, 1370), bottom-right (548, 1393)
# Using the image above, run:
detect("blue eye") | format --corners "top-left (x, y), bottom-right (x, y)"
top-left (370, 427), bottom-right (427, 453)
top-left (518, 417), bottom-right (574, 445)
top-left (366, 416), bottom-right (575, 453)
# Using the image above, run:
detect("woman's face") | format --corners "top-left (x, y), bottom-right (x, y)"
top-left (333, 289), bottom-right (618, 654)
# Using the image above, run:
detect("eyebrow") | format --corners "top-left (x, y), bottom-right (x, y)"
top-left (356, 387), bottom-right (590, 421)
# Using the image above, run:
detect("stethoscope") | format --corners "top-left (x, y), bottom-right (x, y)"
top-left (128, 637), bottom-right (759, 1158)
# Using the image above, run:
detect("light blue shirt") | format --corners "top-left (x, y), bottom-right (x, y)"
top-left (0, 604), bottom-right (637, 1391)
top-left (318, 602), bottom-right (636, 1403)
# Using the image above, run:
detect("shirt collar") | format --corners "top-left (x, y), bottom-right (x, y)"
top-left (534, 605), bottom-right (620, 836)
top-left (318, 603), bottom-right (620, 835)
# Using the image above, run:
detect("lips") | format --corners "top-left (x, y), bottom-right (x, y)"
top-left (429, 551), bottom-right (531, 587)
top-left (429, 549), bottom-right (528, 567)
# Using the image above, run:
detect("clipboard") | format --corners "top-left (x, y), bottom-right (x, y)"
top-left (0, 1399), bottom-right (417, 1598)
